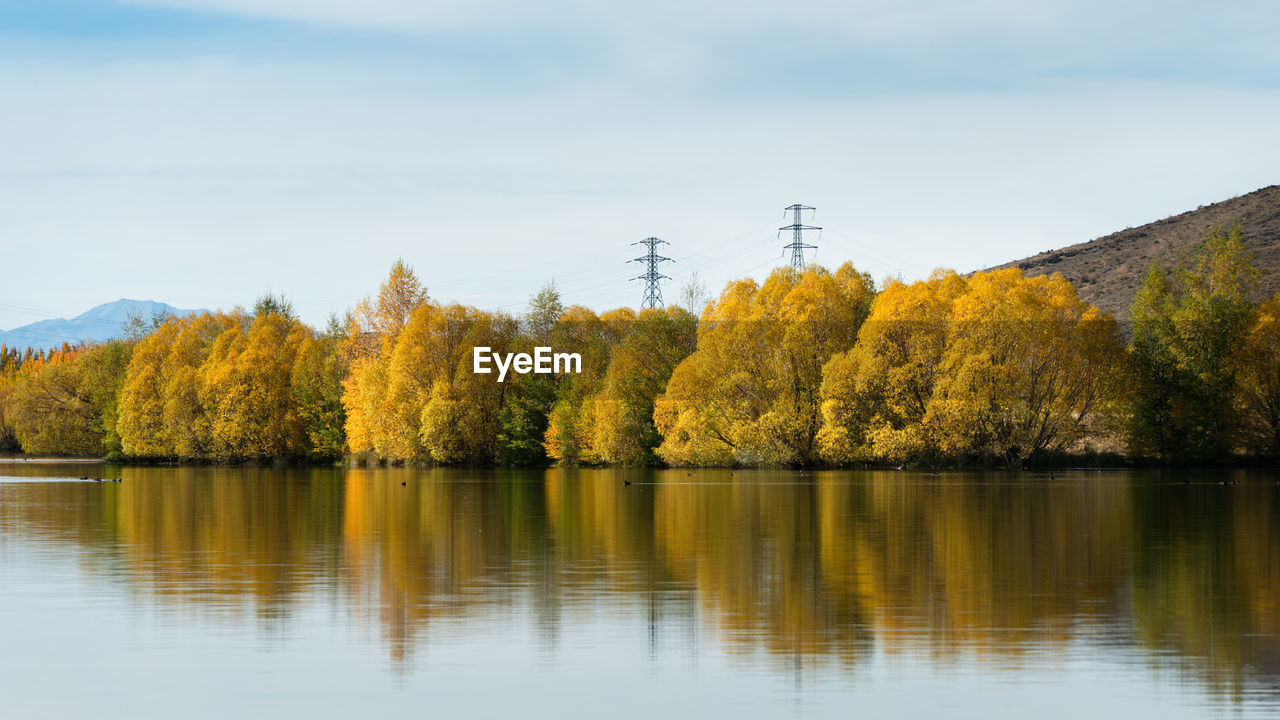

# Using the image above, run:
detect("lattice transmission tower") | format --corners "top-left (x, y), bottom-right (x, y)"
top-left (780, 204), bottom-right (820, 270)
top-left (629, 237), bottom-right (673, 309)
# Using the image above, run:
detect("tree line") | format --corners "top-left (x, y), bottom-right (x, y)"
top-left (1, 226), bottom-right (1277, 466)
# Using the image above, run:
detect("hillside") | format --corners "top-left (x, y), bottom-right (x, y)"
top-left (0, 299), bottom-right (203, 350)
top-left (992, 185), bottom-right (1280, 321)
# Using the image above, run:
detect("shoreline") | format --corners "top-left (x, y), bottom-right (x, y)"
top-left (3, 454), bottom-right (1276, 472)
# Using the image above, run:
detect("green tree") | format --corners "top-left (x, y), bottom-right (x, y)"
top-left (542, 306), bottom-right (633, 464)
top-left (291, 315), bottom-right (349, 461)
top-left (1127, 224), bottom-right (1258, 462)
top-left (80, 340), bottom-right (135, 458)
top-left (252, 293), bottom-right (296, 320)
top-left (496, 283), bottom-right (565, 465)
top-left (587, 306), bottom-right (697, 464)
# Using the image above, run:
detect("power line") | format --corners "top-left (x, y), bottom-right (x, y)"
top-left (822, 227), bottom-right (932, 275)
top-left (628, 237), bottom-right (673, 309)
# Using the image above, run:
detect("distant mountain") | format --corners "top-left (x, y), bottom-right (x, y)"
top-left (0, 299), bottom-right (205, 351)
top-left (992, 185), bottom-right (1280, 321)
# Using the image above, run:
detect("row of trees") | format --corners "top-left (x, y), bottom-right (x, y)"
top-left (811, 225), bottom-right (1279, 465)
top-left (0, 299), bottom-right (346, 462)
top-left (114, 305), bottom-right (348, 462)
top-left (1, 226), bottom-right (1277, 465)
top-left (653, 262), bottom-right (876, 465)
top-left (816, 269), bottom-right (1124, 465)
top-left (0, 341), bottom-right (132, 455)
top-left (339, 261), bottom-right (698, 466)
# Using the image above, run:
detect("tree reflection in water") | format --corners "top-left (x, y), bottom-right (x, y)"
top-left (1, 464), bottom-right (1278, 703)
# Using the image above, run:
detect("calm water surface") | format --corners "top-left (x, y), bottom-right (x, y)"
top-left (1, 463), bottom-right (1278, 718)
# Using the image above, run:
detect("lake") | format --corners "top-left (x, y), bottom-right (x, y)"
top-left (1, 462), bottom-right (1278, 718)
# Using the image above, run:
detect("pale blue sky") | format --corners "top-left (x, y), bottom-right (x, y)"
top-left (2, 0), bottom-right (1278, 329)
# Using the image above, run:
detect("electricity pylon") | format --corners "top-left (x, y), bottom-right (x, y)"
top-left (780, 204), bottom-right (820, 270)
top-left (629, 237), bottom-right (673, 309)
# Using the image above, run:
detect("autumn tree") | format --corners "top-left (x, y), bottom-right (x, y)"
top-left (201, 308), bottom-right (311, 461)
top-left (345, 294), bottom-right (521, 464)
top-left (1234, 292), bottom-right (1280, 458)
top-left (925, 270), bottom-right (1123, 464)
top-left (4, 347), bottom-right (103, 455)
top-left (350, 259), bottom-right (430, 346)
top-left (819, 269), bottom-right (1124, 466)
top-left (818, 270), bottom-right (967, 463)
top-left (103, 299), bottom-right (346, 462)
top-left (654, 263), bottom-right (875, 466)
top-left (0, 385), bottom-right (17, 451)
top-left (342, 261), bottom-right (430, 455)
top-left (0, 344), bottom-right (17, 450)
top-left (115, 312), bottom-right (252, 459)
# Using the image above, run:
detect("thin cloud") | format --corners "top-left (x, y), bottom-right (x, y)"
top-left (104, 0), bottom-right (1280, 94)
top-left (0, 1), bottom-right (1277, 330)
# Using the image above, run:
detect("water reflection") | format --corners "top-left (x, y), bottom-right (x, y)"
top-left (1, 464), bottom-right (1278, 709)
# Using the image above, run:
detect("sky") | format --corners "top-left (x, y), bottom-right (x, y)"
top-left (1, 0), bottom-right (1279, 330)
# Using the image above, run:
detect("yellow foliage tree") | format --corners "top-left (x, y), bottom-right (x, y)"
top-left (117, 312), bottom-right (242, 459)
top-left (1235, 292), bottom-right (1280, 457)
top-left (4, 347), bottom-right (103, 455)
top-left (819, 268), bottom-right (1123, 465)
top-left (201, 312), bottom-right (311, 461)
top-left (818, 270), bottom-right (967, 463)
top-left (927, 269), bottom-right (1123, 463)
top-left (654, 263), bottom-right (875, 466)
top-left (420, 380), bottom-right (468, 463)
top-left (345, 296), bottom-right (520, 464)
top-left (341, 261), bottom-right (430, 456)
top-left (348, 258), bottom-right (430, 356)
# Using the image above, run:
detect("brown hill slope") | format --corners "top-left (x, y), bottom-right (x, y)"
top-left (991, 185), bottom-right (1280, 321)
